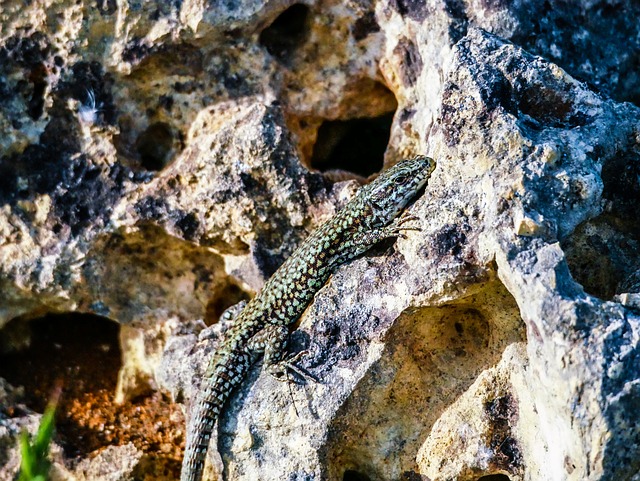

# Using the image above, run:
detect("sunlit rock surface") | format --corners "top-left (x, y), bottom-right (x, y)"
top-left (1, 0), bottom-right (639, 480)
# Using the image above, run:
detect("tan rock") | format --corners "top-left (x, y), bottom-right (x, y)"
top-left (1, 1), bottom-right (640, 480)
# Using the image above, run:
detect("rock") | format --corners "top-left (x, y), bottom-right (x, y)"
top-left (0, 379), bottom-right (29, 480)
top-left (417, 343), bottom-right (528, 479)
top-left (73, 443), bottom-right (143, 481)
top-left (426, 28), bottom-right (640, 481)
top-left (1, 0), bottom-right (639, 480)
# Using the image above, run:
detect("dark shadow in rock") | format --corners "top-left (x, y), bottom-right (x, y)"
top-left (477, 475), bottom-right (512, 481)
top-left (342, 469), bottom-right (372, 481)
top-left (135, 121), bottom-right (183, 171)
top-left (205, 283), bottom-right (251, 326)
top-left (259, 4), bottom-right (310, 65)
top-left (0, 312), bottom-right (185, 474)
top-left (311, 112), bottom-right (394, 178)
top-left (563, 217), bottom-right (640, 300)
top-left (0, 313), bottom-right (121, 455)
top-left (563, 151), bottom-right (640, 300)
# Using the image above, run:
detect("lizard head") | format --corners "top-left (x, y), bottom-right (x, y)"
top-left (366, 155), bottom-right (436, 225)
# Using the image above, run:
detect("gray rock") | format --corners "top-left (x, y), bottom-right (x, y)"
top-left (1, 0), bottom-right (639, 480)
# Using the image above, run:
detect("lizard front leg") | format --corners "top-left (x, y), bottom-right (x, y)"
top-left (363, 212), bottom-right (421, 242)
top-left (338, 212), bottom-right (422, 262)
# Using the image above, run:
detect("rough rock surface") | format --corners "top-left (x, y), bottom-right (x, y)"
top-left (1, 1), bottom-right (639, 481)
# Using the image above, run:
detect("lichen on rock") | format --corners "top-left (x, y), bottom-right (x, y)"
top-left (1, 0), bottom-right (639, 480)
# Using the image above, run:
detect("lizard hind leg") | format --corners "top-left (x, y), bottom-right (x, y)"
top-left (269, 350), bottom-right (318, 384)
top-left (195, 300), bottom-right (249, 345)
top-left (247, 324), bottom-right (317, 383)
top-left (220, 300), bottom-right (248, 323)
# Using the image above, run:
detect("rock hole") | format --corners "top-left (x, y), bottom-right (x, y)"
top-left (205, 283), bottom-right (251, 325)
top-left (477, 475), bottom-right (512, 481)
top-left (562, 151), bottom-right (640, 299)
top-left (325, 281), bottom-right (524, 478)
top-left (310, 112), bottom-right (394, 177)
top-left (562, 218), bottom-right (640, 299)
top-left (601, 151), bottom-right (640, 238)
top-left (135, 121), bottom-right (181, 171)
top-left (517, 83), bottom-right (583, 128)
top-left (0, 313), bottom-right (120, 452)
top-left (259, 3), bottom-right (310, 63)
top-left (27, 63), bottom-right (47, 119)
top-left (343, 470), bottom-right (372, 481)
top-left (0, 313), bottom-right (121, 405)
top-left (0, 312), bottom-right (184, 471)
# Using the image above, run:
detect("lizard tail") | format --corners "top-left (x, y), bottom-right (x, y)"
top-left (180, 382), bottom-right (224, 481)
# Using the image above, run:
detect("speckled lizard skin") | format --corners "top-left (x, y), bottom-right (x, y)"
top-left (181, 155), bottom-right (436, 481)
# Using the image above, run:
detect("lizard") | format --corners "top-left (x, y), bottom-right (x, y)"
top-left (180, 155), bottom-right (436, 481)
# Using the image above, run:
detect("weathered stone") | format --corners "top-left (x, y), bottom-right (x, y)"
top-left (1, 0), bottom-right (639, 480)
top-left (72, 443), bottom-right (144, 481)
top-left (417, 343), bottom-right (528, 480)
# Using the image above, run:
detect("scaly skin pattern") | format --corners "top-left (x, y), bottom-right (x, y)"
top-left (180, 155), bottom-right (436, 481)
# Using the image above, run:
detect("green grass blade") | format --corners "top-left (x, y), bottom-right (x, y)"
top-left (18, 387), bottom-right (59, 481)
top-left (18, 431), bottom-right (34, 480)
top-left (34, 405), bottom-right (55, 456)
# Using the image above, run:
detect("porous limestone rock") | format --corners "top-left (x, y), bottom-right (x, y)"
top-left (1, 0), bottom-right (639, 480)
top-left (417, 343), bottom-right (528, 479)
top-left (160, 27), bottom-right (640, 480)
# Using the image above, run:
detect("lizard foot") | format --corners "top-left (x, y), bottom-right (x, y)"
top-left (387, 210), bottom-right (422, 238)
top-left (267, 350), bottom-right (318, 384)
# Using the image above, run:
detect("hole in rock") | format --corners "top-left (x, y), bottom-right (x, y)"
top-left (27, 63), bottom-right (47, 120)
top-left (205, 283), bottom-right (251, 325)
top-left (135, 121), bottom-right (181, 171)
top-left (601, 152), bottom-right (640, 238)
top-left (259, 3), bottom-right (310, 63)
top-left (477, 475), bottom-right (511, 481)
top-left (563, 152), bottom-right (640, 299)
top-left (516, 83), bottom-right (589, 129)
top-left (0, 313), bottom-right (121, 414)
top-left (343, 470), bottom-right (372, 481)
top-left (311, 112), bottom-right (393, 177)
top-left (563, 218), bottom-right (640, 299)
top-left (0, 312), bottom-right (184, 472)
